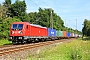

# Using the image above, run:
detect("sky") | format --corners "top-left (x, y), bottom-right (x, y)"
top-left (0, 0), bottom-right (90, 31)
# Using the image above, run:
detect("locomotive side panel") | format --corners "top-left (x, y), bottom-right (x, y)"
top-left (25, 24), bottom-right (30, 36)
top-left (30, 25), bottom-right (48, 37)
top-left (39, 28), bottom-right (48, 36)
top-left (30, 26), bottom-right (38, 36)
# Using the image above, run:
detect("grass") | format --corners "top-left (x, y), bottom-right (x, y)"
top-left (0, 39), bottom-right (12, 45)
top-left (82, 36), bottom-right (90, 41)
top-left (0, 38), bottom-right (90, 60)
top-left (26, 38), bottom-right (90, 60)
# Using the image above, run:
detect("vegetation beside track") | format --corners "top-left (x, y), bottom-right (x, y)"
top-left (0, 39), bottom-right (12, 45)
top-left (26, 38), bottom-right (90, 60)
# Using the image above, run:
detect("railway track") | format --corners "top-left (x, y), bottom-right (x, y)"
top-left (0, 38), bottom-right (74, 57)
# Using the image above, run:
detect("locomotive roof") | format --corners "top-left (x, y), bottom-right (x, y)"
top-left (12, 22), bottom-right (47, 29)
top-left (30, 24), bottom-right (47, 29)
top-left (12, 22), bottom-right (30, 24)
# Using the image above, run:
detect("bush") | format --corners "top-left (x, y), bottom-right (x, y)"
top-left (0, 33), bottom-right (6, 39)
top-left (70, 48), bottom-right (82, 60)
top-left (0, 17), bottom-right (21, 39)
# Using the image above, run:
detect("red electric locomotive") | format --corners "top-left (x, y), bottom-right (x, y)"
top-left (9, 22), bottom-right (48, 44)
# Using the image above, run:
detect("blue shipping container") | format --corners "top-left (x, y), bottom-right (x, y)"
top-left (67, 32), bottom-right (71, 37)
top-left (48, 28), bottom-right (56, 37)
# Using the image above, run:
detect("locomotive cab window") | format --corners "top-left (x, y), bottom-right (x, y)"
top-left (18, 24), bottom-right (23, 30)
top-left (12, 24), bottom-right (23, 30)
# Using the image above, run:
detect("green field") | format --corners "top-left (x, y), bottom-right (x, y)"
top-left (0, 39), bottom-right (12, 45)
top-left (26, 38), bottom-right (90, 60)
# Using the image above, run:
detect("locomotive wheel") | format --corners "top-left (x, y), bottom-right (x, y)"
top-left (12, 41), bottom-right (17, 45)
top-left (21, 40), bottom-right (26, 44)
top-left (26, 39), bottom-right (32, 44)
top-left (34, 38), bottom-right (39, 43)
top-left (40, 38), bottom-right (45, 42)
top-left (51, 38), bottom-right (55, 41)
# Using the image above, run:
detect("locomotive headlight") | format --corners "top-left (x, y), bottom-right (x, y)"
top-left (18, 37), bottom-right (22, 39)
top-left (18, 31), bottom-right (22, 34)
top-left (9, 37), bottom-right (12, 39)
top-left (12, 31), bottom-right (14, 34)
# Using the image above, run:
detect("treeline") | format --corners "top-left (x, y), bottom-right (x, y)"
top-left (82, 19), bottom-right (90, 36)
top-left (0, 0), bottom-right (81, 39)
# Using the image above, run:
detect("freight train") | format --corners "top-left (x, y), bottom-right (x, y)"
top-left (9, 22), bottom-right (79, 44)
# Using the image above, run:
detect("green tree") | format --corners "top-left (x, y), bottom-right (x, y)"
top-left (28, 12), bottom-right (38, 24)
top-left (10, 0), bottom-right (27, 21)
top-left (3, 0), bottom-right (11, 17)
top-left (38, 8), bottom-right (50, 27)
top-left (3, 0), bottom-right (11, 7)
top-left (82, 19), bottom-right (90, 36)
top-left (0, 17), bottom-right (21, 39)
top-left (0, 4), bottom-right (7, 19)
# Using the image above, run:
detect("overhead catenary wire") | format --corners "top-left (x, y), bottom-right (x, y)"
top-left (29, 0), bottom-right (40, 7)
top-left (69, 20), bottom-right (76, 28)
top-left (27, 0), bottom-right (41, 13)
top-left (42, 0), bottom-right (49, 7)
top-left (64, 20), bottom-right (69, 31)
top-left (30, 0), bottom-right (75, 31)
top-left (52, 0), bottom-right (78, 31)
top-left (52, 0), bottom-right (60, 9)
top-left (29, 0), bottom-right (49, 10)
top-left (28, 0), bottom-right (77, 31)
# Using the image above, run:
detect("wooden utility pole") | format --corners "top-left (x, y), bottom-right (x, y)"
top-left (65, 20), bottom-right (68, 32)
top-left (0, 5), bottom-right (2, 20)
top-left (76, 19), bottom-right (77, 34)
top-left (50, 8), bottom-right (53, 29)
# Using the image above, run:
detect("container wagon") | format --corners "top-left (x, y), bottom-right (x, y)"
top-left (67, 32), bottom-right (71, 38)
top-left (63, 31), bottom-right (67, 39)
top-left (71, 33), bottom-right (75, 38)
top-left (47, 28), bottom-right (56, 40)
top-left (56, 30), bottom-right (63, 39)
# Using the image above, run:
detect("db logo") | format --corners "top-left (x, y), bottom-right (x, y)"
top-left (51, 32), bottom-right (54, 34)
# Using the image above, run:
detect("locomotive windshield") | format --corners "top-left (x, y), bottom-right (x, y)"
top-left (12, 24), bottom-right (23, 30)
